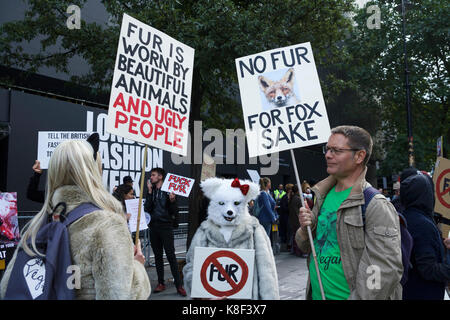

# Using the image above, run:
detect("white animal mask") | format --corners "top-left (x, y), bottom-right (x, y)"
top-left (200, 178), bottom-right (259, 226)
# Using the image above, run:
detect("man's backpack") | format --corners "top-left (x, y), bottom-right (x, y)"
top-left (361, 187), bottom-right (413, 286)
top-left (4, 202), bottom-right (99, 300)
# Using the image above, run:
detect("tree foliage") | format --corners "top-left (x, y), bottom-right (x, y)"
top-left (344, 0), bottom-right (449, 175)
top-left (0, 0), bottom-right (356, 130)
top-left (0, 0), bottom-right (360, 245)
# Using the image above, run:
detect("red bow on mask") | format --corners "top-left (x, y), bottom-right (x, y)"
top-left (231, 178), bottom-right (249, 196)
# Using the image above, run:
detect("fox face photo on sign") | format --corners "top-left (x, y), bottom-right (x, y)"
top-left (258, 68), bottom-right (301, 111)
top-left (236, 42), bottom-right (331, 157)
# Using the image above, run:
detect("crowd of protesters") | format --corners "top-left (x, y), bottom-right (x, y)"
top-left (1, 125), bottom-right (449, 300)
top-left (252, 178), bottom-right (315, 258)
top-left (1, 134), bottom-right (187, 300)
top-left (1, 139), bottom-right (150, 299)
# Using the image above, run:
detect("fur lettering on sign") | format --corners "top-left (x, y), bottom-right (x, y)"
top-left (167, 174), bottom-right (191, 194)
top-left (238, 46), bottom-right (310, 78)
top-left (161, 173), bottom-right (194, 197)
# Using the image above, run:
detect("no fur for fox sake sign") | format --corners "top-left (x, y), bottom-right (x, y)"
top-left (107, 14), bottom-right (194, 155)
top-left (235, 42), bottom-right (331, 157)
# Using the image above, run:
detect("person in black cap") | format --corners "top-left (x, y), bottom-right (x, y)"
top-left (123, 176), bottom-right (134, 187)
top-left (121, 175), bottom-right (137, 198)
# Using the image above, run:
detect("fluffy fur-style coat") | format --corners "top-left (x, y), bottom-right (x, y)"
top-left (0, 186), bottom-right (151, 300)
top-left (183, 178), bottom-right (279, 300)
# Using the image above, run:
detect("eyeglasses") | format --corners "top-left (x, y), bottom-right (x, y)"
top-left (323, 145), bottom-right (361, 155)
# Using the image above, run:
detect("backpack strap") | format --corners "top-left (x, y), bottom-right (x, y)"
top-left (361, 186), bottom-right (381, 227)
top-left (62, 203), bottom-right (100, 226)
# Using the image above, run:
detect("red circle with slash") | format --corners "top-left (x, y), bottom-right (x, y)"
top-left (436, 169), bottom-right (450, 209)
top-left (200, 250), bottom-right (249, 297)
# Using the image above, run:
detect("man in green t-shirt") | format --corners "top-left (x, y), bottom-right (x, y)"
top-left (296, 125), bottom-right (402, 300)
top-left (309, 185), bottom-right (353, 300)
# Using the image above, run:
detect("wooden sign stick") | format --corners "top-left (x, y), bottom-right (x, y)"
top-left (135, 144), bottom-right (148, 247)
top-left (290, 149), bottom-right (326, 300)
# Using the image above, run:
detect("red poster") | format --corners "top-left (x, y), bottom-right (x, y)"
top-left (0, 192), bottom-right (20, 244)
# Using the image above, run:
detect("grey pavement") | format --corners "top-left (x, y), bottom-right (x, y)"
top-left (145, 238), bottom-right (308, 300)
top-left (143, 238), bottom-right (450, 301)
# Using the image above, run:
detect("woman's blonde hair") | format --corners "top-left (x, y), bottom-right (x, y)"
top-left (259, 177), bottom-right (271, 190)
top-left (20, 140), bottom-right (123, 257)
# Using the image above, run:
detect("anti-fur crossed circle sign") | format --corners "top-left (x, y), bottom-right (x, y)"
top-left (436, 169), bottom-right (450, 209)
top-left (200, 250), bottom-right (249, 297)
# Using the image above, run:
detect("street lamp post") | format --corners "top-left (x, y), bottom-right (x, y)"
top-left (395, 0), bottom-right (415, 167)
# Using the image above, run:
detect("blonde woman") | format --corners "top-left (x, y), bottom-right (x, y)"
top-left (0, 140), bottom-right (150, 300)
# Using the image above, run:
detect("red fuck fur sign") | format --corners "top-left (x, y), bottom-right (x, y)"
top-left (161, 173), bottom-right (195, 197)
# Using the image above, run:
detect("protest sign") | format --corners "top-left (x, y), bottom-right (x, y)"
top-left (161, 173), bottom-right (194, 197)
top-left (125, 198), bottom-right (149, 233)
top-left (236, 42), bottom-right (330, 299)
top-left (0, 193), bottom-right (19, 244)
top-left (37, 131), bottom-right (91, 169)
top-left (246, 169), bottom-right (260, 184)
top-left (191, 247), bottom-right (255, 299)
top-left (0, 242), bottom-right (17, 274)
top-left (433, 157), bottom-right (450, 237)
top-left (437, 136), bottom-right (443, 158)
top-left (235, 42), bottom-right (331, 157)
top-left (106, 13), bottom-right (195, 156)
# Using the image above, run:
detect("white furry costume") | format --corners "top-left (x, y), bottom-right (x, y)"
top-left (0, 186), bottom-right (150, 300)
top-left (183, 178), bottom-right (279, 300)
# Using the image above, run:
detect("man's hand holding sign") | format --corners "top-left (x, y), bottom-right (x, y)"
top-left (235, 42), bottom-right (330, 299)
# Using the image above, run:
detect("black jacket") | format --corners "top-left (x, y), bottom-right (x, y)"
top-left (400, 173), bottom-right (450, 300)
top-left (279, 194), bottom-right (289, 217)
top-left (26, 172), bottom-right (45, 203)
top-left (144, 186), bottom-right (179, 227)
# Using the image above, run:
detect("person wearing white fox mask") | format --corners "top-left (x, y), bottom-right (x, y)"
top-left (183, 177), bottom-right (280, 300)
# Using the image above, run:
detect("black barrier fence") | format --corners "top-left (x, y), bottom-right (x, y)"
top-left (16, 206), bottom-right (190, 236)
top-left (15, 207), bottom-right (190, 269)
